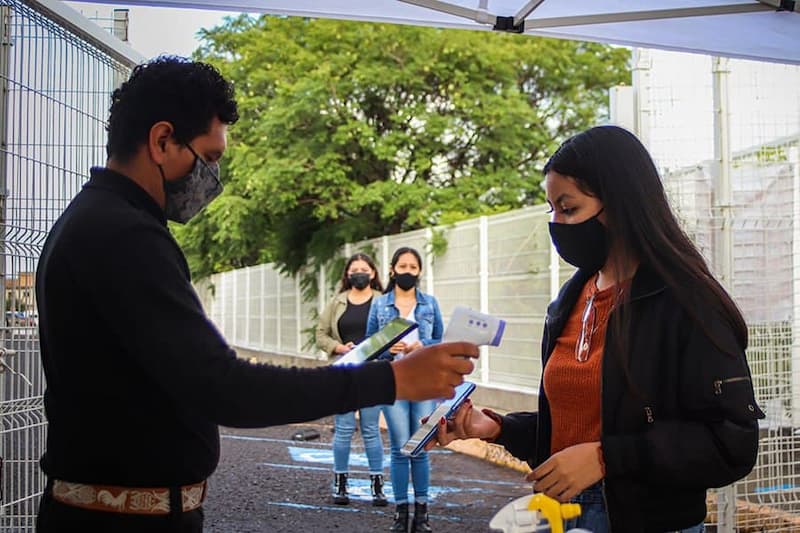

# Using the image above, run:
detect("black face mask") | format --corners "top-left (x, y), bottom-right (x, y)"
top-left (548, 209), bottom-right (609, 272)
top-left (394, 272), bottom-right (418, 291)
top-left (348, 273), bottom-right (371, 290)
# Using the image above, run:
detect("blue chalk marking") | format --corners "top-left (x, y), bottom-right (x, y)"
top-left (754, 484), bottom-right (796, 493)
top-left (288, 446), bottom-right (390, 469)
top-left (266, 501), bottom-right (361, 513)
top-left (258, 462), bottom-right (330, 472)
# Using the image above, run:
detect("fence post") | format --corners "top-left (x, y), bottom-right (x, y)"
top-left (425, 228), bottom-right (434, 295)
top-left (318, 266), bottom-right (326, 316)
top-left (479, 216), bottom-right (489, 383)
top-left (245, 267), bottom-right (251, 347)
top-left (260, 265), bottom-right (266, 351)
top-left (632, 47), bottom-right (652, 146)
top-left (791, 146), bottom-right (800, 427)
top-left (275, 268), bottom-right (281, 354)
top-left (381, 236), bottom-right (389, 280)
top-left (0, 6), bottom-right (9, 339)
top-left (712, 55), bottom-right (735, 533)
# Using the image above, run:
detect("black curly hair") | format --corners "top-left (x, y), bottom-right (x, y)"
top-left (106, 55), bottom-right (239, 161)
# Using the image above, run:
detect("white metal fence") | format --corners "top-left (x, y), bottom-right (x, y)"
top-left (0, 1), bottom-right (138, 530)
top-left (196, 205), bottom-right (567, 393)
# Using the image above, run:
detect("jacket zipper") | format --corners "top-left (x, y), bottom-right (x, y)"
top-left (713, 376), bottom-right (751, 395)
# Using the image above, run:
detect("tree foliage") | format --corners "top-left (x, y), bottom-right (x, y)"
top-left (176, 16), bottom-right (630, 277)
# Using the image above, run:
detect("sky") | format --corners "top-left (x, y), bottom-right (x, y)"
top-left (66, 2), bottom-right (241, 59)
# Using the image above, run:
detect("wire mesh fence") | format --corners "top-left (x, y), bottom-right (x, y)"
top-left (0, 0), bottom-right (134, 529)
top-left (647, 49), bottom-right (800, 531)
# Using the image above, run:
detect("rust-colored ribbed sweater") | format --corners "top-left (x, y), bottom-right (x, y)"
top-left (543, 276), bottom-right (618, 455)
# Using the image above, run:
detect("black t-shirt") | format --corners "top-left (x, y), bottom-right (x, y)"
top-left (36, 167), bottom-right (396, 487)
top-left (337, 297), bottom-right (372, 345)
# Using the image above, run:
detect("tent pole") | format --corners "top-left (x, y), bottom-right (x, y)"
top-left (523, 3), bottom-right (771, 30)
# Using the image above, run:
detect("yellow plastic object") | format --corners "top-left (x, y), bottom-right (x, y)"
top-left (526, 493), bottom-right (582, 533)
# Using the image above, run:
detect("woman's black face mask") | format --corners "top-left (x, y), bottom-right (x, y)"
top-left (548, 209), bottom-right (609, 272)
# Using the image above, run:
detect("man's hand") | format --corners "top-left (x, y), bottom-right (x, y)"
top-left (391, 341), bottom-right (478, 401)
top-left (526, 442), bottom-right (604, 502)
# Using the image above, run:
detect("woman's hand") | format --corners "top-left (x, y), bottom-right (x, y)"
top-left (390, 340), bottom-right (422, 355)
top-left (526, 442), bottom-right (604, 502)
top-left (403, 340), bottom-right (423, 354)
top-left (423, 401), bottom-right (501, 451)
top-left (334, 342), bottom-right (354, 355)
top-left (389, 341), bottom-right (406, 355)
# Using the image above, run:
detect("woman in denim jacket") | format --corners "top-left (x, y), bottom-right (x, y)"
top-left (366, 246), bottom-right (443, 533)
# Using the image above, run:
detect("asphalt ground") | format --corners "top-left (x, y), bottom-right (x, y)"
top-left (204, 416), bottom-right (531, 532)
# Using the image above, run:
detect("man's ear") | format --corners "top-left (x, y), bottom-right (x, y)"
top-left (148, 121), bottom-right (174, 165)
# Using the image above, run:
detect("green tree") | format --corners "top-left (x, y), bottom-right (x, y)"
top-left (177, 16), bottom-right (630, 277)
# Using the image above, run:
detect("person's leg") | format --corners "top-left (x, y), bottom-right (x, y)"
top-left (383, 401), bottom-right (412, 532)
top-left (564, 483), bottom-right (609, 533)
top-left (333, 411), bottom-right (356, 474)
top-left (409, 399), bottom-right (436, 532)
top-left (358, 405), bottom-right (385, 474)
top-left (332, 411), bottom-right (356, 504)
top-left (408, 399), bottom-right (436, 502)
top-left (359, 405), bottom-right (388, 506)
top-left (383, 401), bottom-right (412, 504)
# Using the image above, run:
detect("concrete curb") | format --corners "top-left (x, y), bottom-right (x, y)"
top-left (443, 437), bottom-right (532, 474)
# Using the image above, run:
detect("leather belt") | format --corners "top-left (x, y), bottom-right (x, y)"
top-left (52, 479), bottom-right (207, 515)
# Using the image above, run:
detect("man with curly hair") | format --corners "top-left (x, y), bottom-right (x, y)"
top-left (34, 56), bottom-right (477, 532)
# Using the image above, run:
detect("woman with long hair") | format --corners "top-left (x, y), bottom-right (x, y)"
top-left (431, 125), bottom-right (763, 532)
top-left (366, 246), bottom-right (443, 532)
top-left (316, 252), bottom-right (388, 507)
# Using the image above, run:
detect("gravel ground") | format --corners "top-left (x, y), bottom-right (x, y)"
top-left (204, 416), bottom-right (531, 533)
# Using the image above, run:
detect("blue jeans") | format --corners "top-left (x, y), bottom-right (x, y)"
top-left (383, 399), bottom-right (437, 504)
top-left (333, 406), bottom-right (384, 475)
top-left (564, 483), bottom-right (706, 533)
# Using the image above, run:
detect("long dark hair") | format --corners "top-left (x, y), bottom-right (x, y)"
top-left (384, 247), bottom-right (423, 294)
top-left (339, 253), bottom-right (383, 292)
top-left (544, 125), bottom-right (747, 366)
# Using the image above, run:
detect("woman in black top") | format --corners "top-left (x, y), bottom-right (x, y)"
top-left (316, 253), bottom-right (388, 507)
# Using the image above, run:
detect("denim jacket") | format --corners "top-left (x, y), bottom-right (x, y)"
top-left (365, 289), bottom-right (443, 358)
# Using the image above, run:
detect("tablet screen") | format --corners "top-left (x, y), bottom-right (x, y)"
top-left (332, 317), bottom-right (418, 367)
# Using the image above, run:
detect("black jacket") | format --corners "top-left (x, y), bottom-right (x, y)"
top-left (36, 168), bottom-right (396, 487)
top-left (495, 265), bottom-right (764, 532)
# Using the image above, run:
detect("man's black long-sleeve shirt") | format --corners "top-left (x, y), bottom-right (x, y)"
top-left (36, 168), bottom-right (395, 487)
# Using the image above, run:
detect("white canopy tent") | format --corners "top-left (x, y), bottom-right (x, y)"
top-left (74, 0), bottom-right (799, 65)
